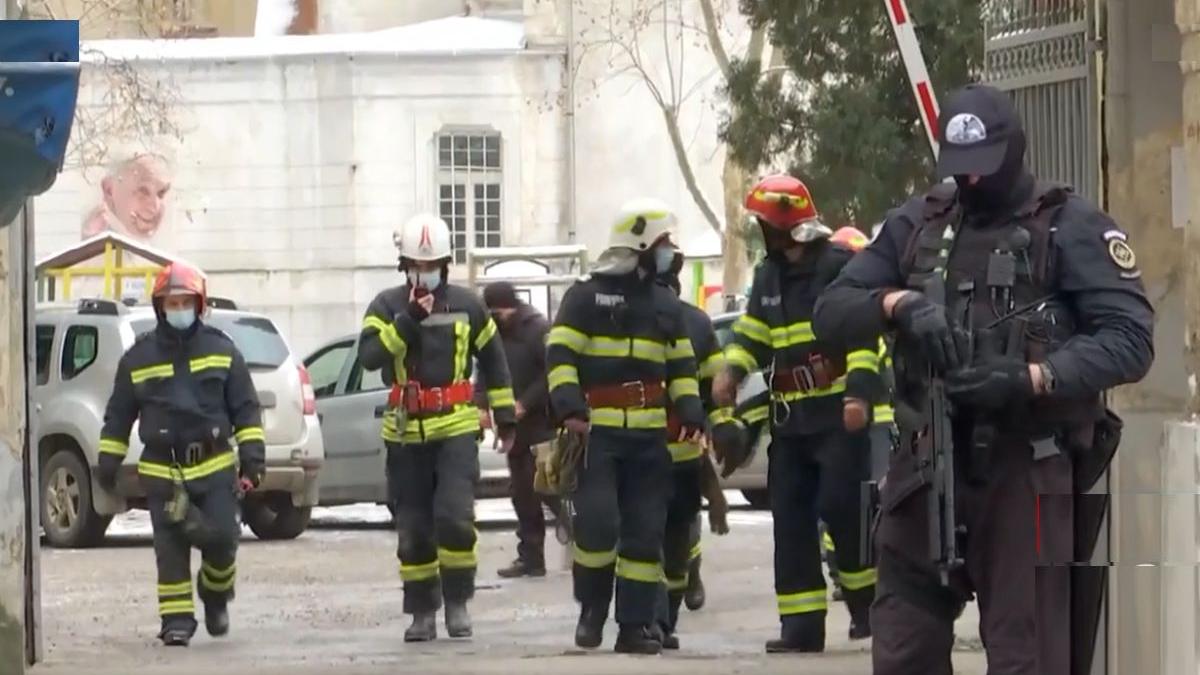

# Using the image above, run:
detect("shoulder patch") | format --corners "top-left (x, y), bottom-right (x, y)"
top-left (1104, 231), bottom-right (1139, 276)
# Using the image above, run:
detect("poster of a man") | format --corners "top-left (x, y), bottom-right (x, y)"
top-left (81, 152), bottom-right (173, 242)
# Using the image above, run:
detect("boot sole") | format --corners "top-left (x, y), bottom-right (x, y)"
top-left (447, 629), bottom-right (473, 638)
top-left (614, 645), bottom-right (663, 655)
top-left (404, 634), bottom-right (437, 643)
top-left (765, 644), bottom-right (824, 654)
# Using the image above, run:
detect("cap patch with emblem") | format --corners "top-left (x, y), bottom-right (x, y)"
top-left (945, 113), bottom-right (988, 146)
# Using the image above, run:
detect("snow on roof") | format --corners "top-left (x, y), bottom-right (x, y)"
top-left (36, 230), bottom-right (197, 271)
top-left (81, 16), bottom-right (528, 62)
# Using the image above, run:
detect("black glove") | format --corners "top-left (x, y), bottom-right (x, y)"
top-left (96, 456), bottom-right (120, 492)
top-left (711, 422), bottom-right (749, 479)
top-left (239, 457), bottom-right (266, 489)
top-left (844, 369), bottom-right (881, 403)
top-left (892, 293), bottom-right (960, 374)
top-left (944, 356), bottom-right (1033, 411)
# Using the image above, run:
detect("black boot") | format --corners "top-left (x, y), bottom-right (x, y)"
top-left (849, 619), bottom-right (871, 640)
top-left (765, 615), bottom-right (825, 653)
top-left (203, 599), bottom-right (229, 637)
top-left (574, 605), bottom-right (606, 649)
top-left (498, 558), bottom-right (547, 579)
top-left (444, 602), bottom-right (473, 638)
top-left (404, 611), bottom-right (437, 642)
top-left (614, 624), bottom-right (663, 655)
top-left (158, 617), bottom-right (196, 647)
top-left (684, 557), bottom-right (705, 611)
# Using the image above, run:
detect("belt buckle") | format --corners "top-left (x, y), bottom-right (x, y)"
top-left (429, 387), bottom-right (445, 411)
top-left (403, 383), bottom-right (421, 411)
top-left (622, 381), bottom-right (647, 409)
top-left (791, 366), bottom-right (816, 393)
top-left (185, 442), bottom-right (204, 465)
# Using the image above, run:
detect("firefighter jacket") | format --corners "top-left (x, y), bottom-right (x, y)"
top-left (99, 322), bottom-right (265, 483)
top-left (667, 300), bottom-right (737, 463)
top-left (360, 282), bottom-right (516, 445)
top-left (725, 240), bottom-right (884, 436)
top-left (547, 273), bottom-right (705, 436)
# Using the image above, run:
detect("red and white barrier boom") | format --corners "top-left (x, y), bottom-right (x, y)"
top-left (884, 0), bottom-right (941, 159)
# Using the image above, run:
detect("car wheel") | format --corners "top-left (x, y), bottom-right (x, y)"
top-left (41, 449), bottom-right (112, 548)
top-left (243, 493), bottom-right (312, 540)
top-left (741, 489), bottom-right (771, 510)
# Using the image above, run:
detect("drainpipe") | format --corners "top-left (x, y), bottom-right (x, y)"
top-left (564, 0), bottom-right (577, 243)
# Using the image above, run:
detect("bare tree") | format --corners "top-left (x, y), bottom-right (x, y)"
top-left (26, 0), bottom-right (186, 173)
top-left (573, 0), bottom-right (782, 303)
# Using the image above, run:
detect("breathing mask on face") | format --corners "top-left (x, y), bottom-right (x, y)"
top-left (404, 267), bottom-right (443, 291)
top-left (653, 245), bottom-right (678, 274)
top-left (955, 129), bottom-right (1032, 213)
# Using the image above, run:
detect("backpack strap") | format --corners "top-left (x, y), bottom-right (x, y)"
top-left (899, 184), bottom-right (960, 289)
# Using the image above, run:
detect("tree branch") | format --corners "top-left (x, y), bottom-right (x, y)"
top-left (698, 0), bottom-right (732, 82)
top-left (660, 105), bottom-right (723, 235)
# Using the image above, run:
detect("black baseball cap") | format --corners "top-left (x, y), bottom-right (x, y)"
top-left (936, 84), bottom-right (1023, 179)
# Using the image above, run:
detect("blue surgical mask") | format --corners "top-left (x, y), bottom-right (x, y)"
top-left (654, 246), bottom-right (676, 274)
top-left (405, 268), bottom-right (442, 291)
top-left (165, 309), bottom-right (196, 331)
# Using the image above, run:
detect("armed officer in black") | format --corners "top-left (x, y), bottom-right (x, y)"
top-left (98, 262), bottom-right (265, 647)
top-left (813, 84), bottom-right (1154, 675)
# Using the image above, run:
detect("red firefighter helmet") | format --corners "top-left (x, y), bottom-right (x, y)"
top-left (744, 175), bottom-right (832, 243)
top-left (830, 226), bottom-right (869, 252)
top-left (152, 262), bottom-right (208, 310)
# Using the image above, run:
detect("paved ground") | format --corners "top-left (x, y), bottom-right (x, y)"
top-left (31, 496), bottom-right (986, 675)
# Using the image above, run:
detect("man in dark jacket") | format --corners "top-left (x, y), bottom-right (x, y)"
top-left (478, 281), bottom-right (563, 578)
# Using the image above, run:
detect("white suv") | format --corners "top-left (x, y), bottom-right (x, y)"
top-left (34, 297), bottom-right (325, 548)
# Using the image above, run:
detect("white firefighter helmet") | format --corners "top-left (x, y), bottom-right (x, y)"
top-left (393, 213), bottom-right (452, 262)
top-left (607, 198), bottom-right (677, 252)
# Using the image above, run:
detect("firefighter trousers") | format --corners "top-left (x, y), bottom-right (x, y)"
top-left (387, 433), bottom-right (479, 614)
top-left (572, 428), bottom-right (672, 627)
top-left (769, 428), bottom-right (875, 642)
top-left (655, 458), bottom-right (702, 634)
top-left (145, 467), bottom-right (240, 631)
top-left (871, 434), bottom-right (1073, 675)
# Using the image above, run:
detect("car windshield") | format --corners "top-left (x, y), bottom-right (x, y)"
top-left (131, 314), bottom-right (290, 370)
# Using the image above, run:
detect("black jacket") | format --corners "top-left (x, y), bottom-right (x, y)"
top-left (476, 303), bottom-right (554, 445)
top-left (99, 321), bottom-right (265, 482)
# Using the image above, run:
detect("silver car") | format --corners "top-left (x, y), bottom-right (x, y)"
top-left (307, 315), bottom-right (772, 511)
top-left (34, 298), bottom-right (325, 547)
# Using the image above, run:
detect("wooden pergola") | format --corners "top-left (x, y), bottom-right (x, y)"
top-left (35, 231), bottom-right (193, 302)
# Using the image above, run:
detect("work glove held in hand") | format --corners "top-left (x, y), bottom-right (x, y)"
top-left (711, 423), bottom-right (748, 479)
top-left (944, 357), bottom-right (1032, 411)
top-left (893, 294), bottom-right (960, 374)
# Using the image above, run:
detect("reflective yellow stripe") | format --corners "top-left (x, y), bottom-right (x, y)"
top-left (392, 354), bottom-right (408, 385)
top-left (669, 442), bottom-right (703, 463)
top-left (475, 317), bottom-right (499, 350)
top-left (707, 407), bottom-right (734, 426)
top-left (839, 567), bottom-right (877, 591)
top-left (200, 561), bottom-right (237, 592)
top-left (99, 437), bottom-right (129, 457)
top-left (590, 407), bottom-right (667, 429)
top-left (581, 336), bottom-right (669, 363)
top-left (189, 354), bottom-right (232, 373)
top-left (235, 426), bottom-right (264, 444)
top-left (665, 338), bottom-right (695, 360)
top-left (548, 365), bottom-right (579, 390)
top-left (615, 210), bottom-right (669, 232)
top-left (573, 544), bottom-right (617, 568)
top-left (137, 452), bottom-right (236, 482)
top-left (873, 405), bottom-right (895, 424)
top-left (769, 322), bottom-right (815, 349)
top-left (400, 405), bottom-right (481, 444)
top-left (725, 344), bottom-right (759, 372)
top-left (130, 363), bottom-right (174, 384)
top-left (400, 560), bottom-right (440, 582)
top-left (159, 599), bottom-right (195, 615)
top-left (381, 409), bottom-right (404, 443)
top-left (453, 320), bottom-right (470, 381)
top-left (777, 590), bottom-right (828, 616)
top-left (699, 353), bottom-right (724, 379)
top-left (548, 325), bottom-right (588, 352)
top-left (846, 349), bottom-right (879, 374)
top-left (631, 338), bottom-right (667, 363)
top-left (772, 377), bottom-right (847, 401)
top-left (666, 575), bottom-right (690, 591)
top-left (732, 315), bottom-right (771, 346)
top-left (157, 580), bottom-right (193, 596)
top-left (364, 314), bottom-right (406, 357)
top-left (487, 388), bottom-right (515, 409)
top-left (668, 377), bottom-right (699, 401)
top-left (688, 542), bottom-right (702, 561)
top-left (740, 405), bottom-right (770, 425)
top-left (615, 557), bottom-right (663, 583)
top-left (438, 545), bottom-right (479, 570)
top-left (822, 531), bottom-right (835, 552)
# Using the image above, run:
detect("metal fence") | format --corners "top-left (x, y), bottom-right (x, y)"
top-left (982, 0), bottom-right (1099, 203)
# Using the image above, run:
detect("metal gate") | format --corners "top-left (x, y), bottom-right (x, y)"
top-left (983, 0), bottom-right (1101, 203)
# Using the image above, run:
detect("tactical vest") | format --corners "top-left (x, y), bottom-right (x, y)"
top-left (895, 181), bottom-right (1103, 435)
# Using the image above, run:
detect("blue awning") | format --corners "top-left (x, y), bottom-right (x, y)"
top-left (0, 20), bottom-right (80, 226)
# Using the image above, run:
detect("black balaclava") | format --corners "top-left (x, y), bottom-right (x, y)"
top-left (954, 129), bottom-right (1035, 215)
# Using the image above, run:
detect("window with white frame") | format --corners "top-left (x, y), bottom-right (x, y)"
top-left (436, 130), bottom-right (502, 264)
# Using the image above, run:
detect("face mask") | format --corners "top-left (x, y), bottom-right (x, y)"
top-left (955, 130), bottom-right (1032, 213)
top-left (405, 268), bottom-right (442, 291)
top-left (654, 246), bottom-right (676, 274)
top-left (165, 308), bottom-right (195, 331)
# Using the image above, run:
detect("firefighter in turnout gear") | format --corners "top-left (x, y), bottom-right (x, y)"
top-left (548, 198), bottom-right (706, 655)
top-left (97, 262), bottom-right (265, 647)
top-left (712, 176), bottom-right (882, 652)
top-left (652, 248), bottom-right (739, 650)
top-left (813, 84), bottom-right (1155, 674)
top-left (359, 213), bottom-right (517, 643)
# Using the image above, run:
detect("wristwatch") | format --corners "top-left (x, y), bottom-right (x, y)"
top-left (1037, 362), bottom-right (1057, 395)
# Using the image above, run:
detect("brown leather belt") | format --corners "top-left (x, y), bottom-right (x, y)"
top-left (585, 380), bottom-right (666, 409)
top-left (770, 355), bottom-right (845, 393)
